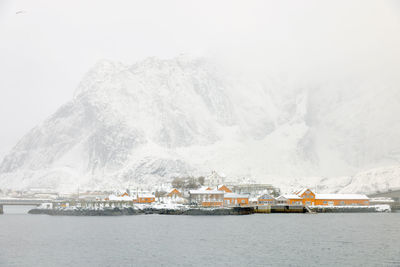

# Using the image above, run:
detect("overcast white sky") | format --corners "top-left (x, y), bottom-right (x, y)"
top-left (0, 0), bottom-right (399, 160)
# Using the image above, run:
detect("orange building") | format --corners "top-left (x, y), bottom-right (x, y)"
top-left (189, 186), bottom-right (250, 207)
top-left (217, 185), bottom-right (233, 193)
top-left (189, 189), bottom-right (224, 207)
top-left (314, 194), bottom-right (369, 206)
top-left (278, 194), bottom-right (303, 205)
top-left (257, 194), bottom-right (275, 205)
top-left (281, 188), bottom-right (369, 206)
top-left (135, 194), bottom-right (156, 204)
top-left (167, 188), bottom-right (182, 198)
top-left (224, 193), bottom-right (249, 206)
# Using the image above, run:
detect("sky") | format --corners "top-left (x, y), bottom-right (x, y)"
top-left (0, 0), bottom-right (400, 160)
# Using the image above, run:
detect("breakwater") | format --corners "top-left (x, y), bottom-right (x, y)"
top-left (28, 207), bottom-right (254, 216)
top-left (27, 204), bottom-right (390, 216)
top-left (309, 206), bottom-right (382, 213)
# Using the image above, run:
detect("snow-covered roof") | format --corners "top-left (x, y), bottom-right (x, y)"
top-left (224, 193), bottom-right (249, 199)
top-left (138, 194), bottom-right (155, 198)
top-left (108, 194), bottom-right (134, 201)
top-left (169, 188), bottom-right (180, 193)
top-left (315, 194), bottom-right (369, 200)
top-left (198, 186), bottom-right (212, 191)
top-left (297, 188), bottom-right (312, 196)
top-left (282, 194), bottom-right (301, 199)
top-left (258, 194), bottom-right (274, 200)
top-left (189, 189), bottom-right (224, 194)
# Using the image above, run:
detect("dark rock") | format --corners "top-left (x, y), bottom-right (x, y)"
top-left (28, 207), bottom-right (255, 216)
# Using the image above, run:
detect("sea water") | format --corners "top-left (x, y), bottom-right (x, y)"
top-left (1, 207), bottom-right (399, 266)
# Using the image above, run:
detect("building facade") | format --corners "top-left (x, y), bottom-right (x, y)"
top-left (281, 189), bottom-right (369, 206)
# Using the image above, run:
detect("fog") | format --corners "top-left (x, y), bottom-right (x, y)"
top-left (1, 0), bottom-right (400, 160)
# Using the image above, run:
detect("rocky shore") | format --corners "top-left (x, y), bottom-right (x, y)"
top-left (27, 205), bottom-right (390, 216)
top-left (28, 207), bottom-right (255, 216)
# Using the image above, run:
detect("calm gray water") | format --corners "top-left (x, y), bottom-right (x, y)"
top-left (1, 206), bottom-right (400, 267)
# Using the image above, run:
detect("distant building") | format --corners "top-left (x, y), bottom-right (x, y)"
top-left (135, 193), bottom-right (156, 204)
top-left (79, 191), bottom-right (109, 201)
top-left (217, 185), bottom-right (232, 193)
top-left (167, 188), bottom-right (182, 198)
top-left (106, 194), bottom-right (134, 201)
top-left (205, 171), bottom-right (225, 187)
top-left (369, 197), bottom-right (395, 205)
top-left (227, 183), bottom-right (278, 198)
top-left (26, 187), bottom-right (59, 199)
top-left (279, 194), bottom-right (302, 205)
top-left (257, 194), bottom-right (275, 205)
top-left (275, 195), bottom-right (290, 205)
top-left (189, 185), bottom-right (249, 207)
top-left (224, 193), bottom-right (249, 206)
top-left (189, 189), bottom-right (224, 207)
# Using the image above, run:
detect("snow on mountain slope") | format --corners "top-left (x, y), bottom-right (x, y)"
top-left (0, 56), bottom-right (399, 193)
top-left (338, 166), bottom-right (400, 194)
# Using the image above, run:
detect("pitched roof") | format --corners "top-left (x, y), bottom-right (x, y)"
top-left (198, 186), bottom-right (212, 191)
top-left (297, 188), bottom-right (313, 196)
top-left (169, 188), bottom-right (181, 193)
top-left (138, 194), bottom-right (155, 198)
top-left (217, 185), bottom-right (232, 192)
top-left (258, 194), bottom-right (274, 200)
top-left (282, 194), bottom-right (301, 199)
top-left (276, 195), bottom-right (288, 200)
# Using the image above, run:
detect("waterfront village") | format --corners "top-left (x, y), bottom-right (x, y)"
top-left (1, 171), bottom-right (396, 215)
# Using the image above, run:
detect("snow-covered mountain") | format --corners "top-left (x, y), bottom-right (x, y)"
top-left (1, 56), bottom-right (399, 193)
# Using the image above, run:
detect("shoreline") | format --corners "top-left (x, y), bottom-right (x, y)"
top-left (28, 207), bottom-right (255, 216)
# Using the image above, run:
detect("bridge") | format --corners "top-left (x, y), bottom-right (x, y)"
top-left (0, 199), bottom-right (52, 214)
top-left (368, 189), bottom-right (400, 211)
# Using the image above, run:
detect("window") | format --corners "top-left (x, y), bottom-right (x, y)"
top-left (241, 200), bottom-right (245, 203)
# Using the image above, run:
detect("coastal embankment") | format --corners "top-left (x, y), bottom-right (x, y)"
top-left (28, 204), bottom-right (392, 216)
top-left (28, 207), bottom-right (254, 216)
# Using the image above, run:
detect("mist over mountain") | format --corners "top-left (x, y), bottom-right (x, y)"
top-left (1, 56), bottom-right (399, 193)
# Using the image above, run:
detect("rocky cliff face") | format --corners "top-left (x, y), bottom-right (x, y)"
top-left (1, 56), bottom-right (399, 193)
